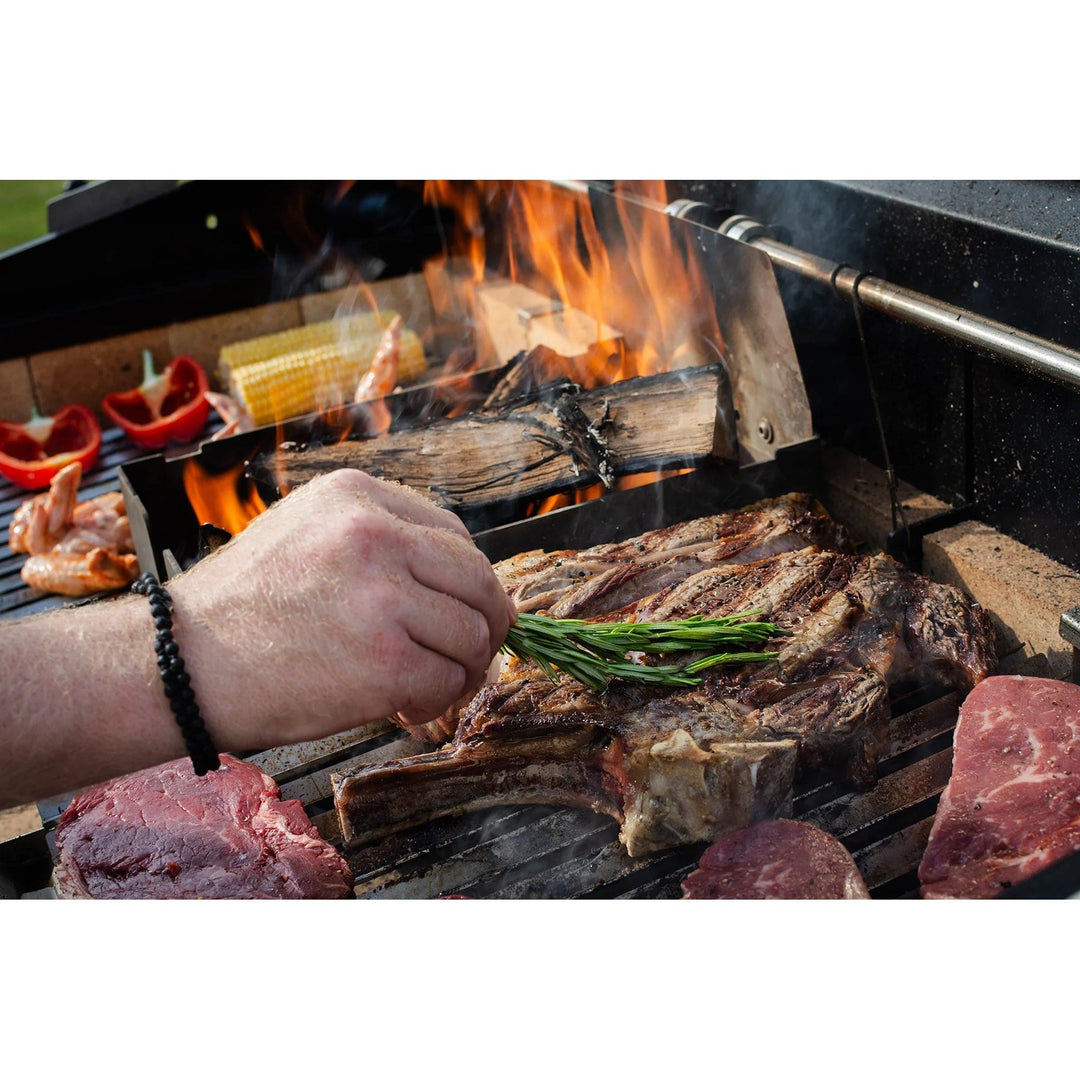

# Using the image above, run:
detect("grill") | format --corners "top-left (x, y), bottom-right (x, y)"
top-left (11, 471), bottom-right (964, 901)
top-left (3, 179), bottom-right (1080, 901)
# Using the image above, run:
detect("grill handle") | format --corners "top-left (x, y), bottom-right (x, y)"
top-left (711, 213), bottom-right (1080, 393)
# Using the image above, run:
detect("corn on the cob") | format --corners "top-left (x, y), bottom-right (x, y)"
top-left (227, 328), bottom-right (426, 428)
top-left (218, 311), bottom-right (399, 382)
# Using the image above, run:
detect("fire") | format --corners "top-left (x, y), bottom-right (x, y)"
top-left (421, 181), bottom-right (720, 508)
top-left (530, 469), bottom-right (693, 517)
top-left (183, 460), bottom-right (268, 535)
top-left (421, 180), bottom-right (724, 386)
top-left (188, 180), bottom-right (724, 531)
top-left (242, 214), bottom-right (267, 254)
top-left (423, 180), bottom-right (489, 284)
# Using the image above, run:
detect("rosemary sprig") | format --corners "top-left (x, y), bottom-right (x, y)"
top-left (501, 610), bottom-right (783, 693)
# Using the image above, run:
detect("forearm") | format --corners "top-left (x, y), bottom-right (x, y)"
top-left (0, 470), bottom-right (514, 809)
top-left (0, 595), bottom-right (188, 808)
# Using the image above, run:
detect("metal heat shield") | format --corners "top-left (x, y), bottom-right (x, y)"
top-left (582, 185), bottom-right (815, 467)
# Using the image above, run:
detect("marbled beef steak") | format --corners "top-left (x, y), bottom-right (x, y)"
top-left (55, 754), bottom-right (353, 899)
top-left (681, 818), bottom-right (871, 899)
top-left (335, 529), bottom-right (996, 858)
top-left (919, 676), bottom-right (1080, 899)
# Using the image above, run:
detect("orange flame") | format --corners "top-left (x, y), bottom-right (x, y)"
top-left (424, 180), bottom-right (489, 284)
top-left (422, 180), bottom-right (723, 386)
top-left (242, 213), bottom-right (267, 254)
top-left (529, 469), bottom-right (693, 517)
top-left (189, 180), bottom-right (721, 531)
top-left (183, 460), bottom-right (268, 535)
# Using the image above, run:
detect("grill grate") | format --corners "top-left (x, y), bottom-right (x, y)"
top-left (19, 680), bottom-right (959, 900)
top-left (330, 685), bottom-right (959, 900)
top-left (5, 431), bottom-right (958, 899)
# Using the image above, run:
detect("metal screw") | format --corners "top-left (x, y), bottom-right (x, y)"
top-left (757, 417), bottom-right (774, 443)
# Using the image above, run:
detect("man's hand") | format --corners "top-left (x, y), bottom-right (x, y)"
top-left (172, 470), bottom-right (516, 750)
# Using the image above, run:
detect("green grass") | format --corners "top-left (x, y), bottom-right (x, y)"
top-left (0, 180), bottom-right (67, 253)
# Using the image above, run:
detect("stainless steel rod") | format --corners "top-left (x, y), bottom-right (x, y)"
top-left (568, 188), bottom-right (1080, 391)
top-left (734, 225), bottom-right (1080, 393)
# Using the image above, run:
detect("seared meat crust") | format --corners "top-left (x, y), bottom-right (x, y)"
top-left (336, 544), bottom-right (997, 857)
top-left (496, 491), bottom-right (853, 619)
top-left (403, 492), bottom-right (854, 743)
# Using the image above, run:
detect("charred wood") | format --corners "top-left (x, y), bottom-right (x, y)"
top-left (482, 344), bottom-right (622, 409)
top-left (251, 363), bottom-right (735, 515)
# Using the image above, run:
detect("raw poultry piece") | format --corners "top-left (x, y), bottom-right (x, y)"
top-left (205, 389), bottom-right (256, 440)
top-left (919, 675), bottom-right (1080, 899)
top-left (403, 492), bottom-right (855, 744)
top-left (8, 461), bottom-right (139, 596)
top-left (335, 544), bottom-right (996, 858)
top-left (354, 314), bottom-right (403, 437)
top-left (681, 818), bottom-right (871, 899)
top-left (55, 754), bottom-right (354, 899)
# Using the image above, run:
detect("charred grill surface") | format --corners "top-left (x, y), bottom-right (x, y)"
top-left (337, 684), bottom-right (964, 899)
top-left (334, 542), bottom-right (996, 858)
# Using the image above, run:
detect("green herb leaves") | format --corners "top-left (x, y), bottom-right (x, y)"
top-left (500, 611), bottom-right (782, 693)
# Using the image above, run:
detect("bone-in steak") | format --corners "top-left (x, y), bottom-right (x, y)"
top-left (334, 537), bottom-right (996, 858)
top-left (918, 675), bottom-right (1080, 899)
top-left (681, 818), bottom-right (871, 899)
top-left (55, 754), bottom-right (353, 899)
top-left (403, 492), bottom-right (855, 744)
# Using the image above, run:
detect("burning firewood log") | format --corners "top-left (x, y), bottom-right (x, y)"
top-left (249, 362), bottom-right (736, 517)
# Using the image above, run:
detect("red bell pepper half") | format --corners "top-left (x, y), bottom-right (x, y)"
top-left (0, 404), bottom-right (103, 490)
top-left (102, 349), bottom-right (211, 451)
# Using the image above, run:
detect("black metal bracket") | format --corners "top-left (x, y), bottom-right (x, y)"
top-left (886, 503), bottom-right (983, 573)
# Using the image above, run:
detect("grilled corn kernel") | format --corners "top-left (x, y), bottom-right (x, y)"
top-left (219, 312), bottom-right (399, 381)
top-left (227, 330), bottom-right (426, 427)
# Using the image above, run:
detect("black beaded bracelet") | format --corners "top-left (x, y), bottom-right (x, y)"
top-left (132, 572), bottom-right (220, 776)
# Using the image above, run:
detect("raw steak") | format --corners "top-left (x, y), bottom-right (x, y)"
top-left (55, 754), bottom-right (353, 899)
top-left (918, 676), bottom-right (1080, 899)
top-left (681, 819), bottom-right (871, 899)
top-left (334, 545), bottom-right (996, 857)
top-left (404, 492), bottom-right (854, 744)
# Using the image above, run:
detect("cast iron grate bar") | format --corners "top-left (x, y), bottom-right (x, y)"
top-left (348, 805), bottom-right (564, 884)
top-left (356, 809), bottom-right (620, 899)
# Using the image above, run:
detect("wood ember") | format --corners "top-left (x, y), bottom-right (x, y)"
top-left (483, 344), bottom-right (623, 409)
top-left (250, 361), bottom-right (735, 515)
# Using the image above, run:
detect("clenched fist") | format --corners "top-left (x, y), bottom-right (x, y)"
top-left (174, 469), bottom-right (516, 748)
top-left (0, 470), bottom-right (516, 807)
